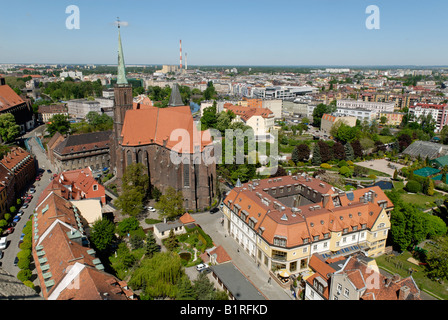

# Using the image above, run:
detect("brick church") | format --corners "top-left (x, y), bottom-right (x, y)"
top-left (109, 26), bottom-right (216, 211)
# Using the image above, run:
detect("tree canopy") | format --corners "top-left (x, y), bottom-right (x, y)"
top-left (0, 113), bottom-right (20, 143)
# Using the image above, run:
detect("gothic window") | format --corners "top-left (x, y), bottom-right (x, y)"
top-left (183, 163), bottom-right (190, 187)
top-left (127, 150), bottom-right (132, 166)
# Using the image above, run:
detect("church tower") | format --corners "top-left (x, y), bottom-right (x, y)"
top-left (111, 20), bottom-right (133, 179)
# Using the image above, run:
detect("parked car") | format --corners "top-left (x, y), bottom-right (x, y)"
top-left (13, 256), bottom-right (19, 266)
top-left (21, 204), bottom-right (28, 209)
top-left (20, 233), bottom-right (25, 241)
top-left (4, 227), bottom-right (14, 235)
top-left (147, 206), bottom-right (156, 212)
top-left (210, 207), bottom-right (219, 214)
top-left (35, 177), bottom-right (41, 181)
top-left (47, 169), bottom-right (52, 174)
top-left (29, 188), bottom-right (36, 194)
top-left (196, 263), bottom-right (209, 272)
top-left (12, 216), bottom-right (20, 223)
top-left (0, 250), bottom-right (3, 259)
top-left (0, 237), bottom-right (7, 250)
top-left (18, 240), bottom-right (23, 248)
top-left (17, 210), bottom-right (24, 216)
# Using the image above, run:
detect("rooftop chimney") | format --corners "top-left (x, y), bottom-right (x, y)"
top-left (399, 286), bottom-right (410, 300)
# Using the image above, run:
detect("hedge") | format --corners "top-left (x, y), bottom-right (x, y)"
top-left (405, 180), bottom-right (422, 193)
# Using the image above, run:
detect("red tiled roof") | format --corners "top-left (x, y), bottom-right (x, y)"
top-left (0, 84), bottom-right (25, 111)
top-left (121, 105), bottom-right (212, 153)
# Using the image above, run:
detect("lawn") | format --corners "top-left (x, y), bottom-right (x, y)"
top-left (393, 181), bottom-right (446, 209)
top-left (376, 251), bottom-right (448, 300)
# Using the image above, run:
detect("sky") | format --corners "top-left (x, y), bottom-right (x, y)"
top-left (0, 0), bottom-right (447, 66)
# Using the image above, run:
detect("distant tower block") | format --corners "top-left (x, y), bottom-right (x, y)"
top-left (179, 39), bottom-right (182, 69)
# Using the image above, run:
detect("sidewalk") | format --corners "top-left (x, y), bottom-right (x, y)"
top-left (192, 211), bottom-right (294, 300)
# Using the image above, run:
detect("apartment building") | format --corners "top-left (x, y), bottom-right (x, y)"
top-left (409, 103), bottom-right (448, 132)
top-left (336, 107), bottom-right (375, 123)
top-left (223, 103), bottom-right (275, 137)
top-left (378, 111), bottom-right (404, 126)
top-left (37, 104), bottom-right (68, 123)
top-left (337, 100), bottom-right (395, 115)
top-left (222, 175), bottom-right (393, 278)
top-left (0, 147), bottom-right (36, 198)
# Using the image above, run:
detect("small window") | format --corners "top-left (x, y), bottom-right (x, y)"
top-left (93, 185), bottom-right (98, 191)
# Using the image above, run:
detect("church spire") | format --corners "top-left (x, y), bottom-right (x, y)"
top-left (168, 83), bottom-right (184, 107)
top-left (116, 17), bottom-right (128, 85)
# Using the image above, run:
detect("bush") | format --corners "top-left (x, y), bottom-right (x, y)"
top-left (17, 269), bottom-right (32, 282)
top-left (405, 180), bottom-right (422, 193)
top-left (320, 163), bottom-right (332, 169)
top-left (338, 166), bottom-right (352, 178)
top-left (338, 160), bottom-right (347, 168)
top-left (23, 281), bottom-right (35, 290)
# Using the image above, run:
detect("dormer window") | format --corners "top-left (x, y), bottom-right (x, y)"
top-left (93, 184), bottom-right (98, 191)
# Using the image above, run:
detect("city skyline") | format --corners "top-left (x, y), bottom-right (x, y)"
top-left (1, 0), bottom-right (447, 66)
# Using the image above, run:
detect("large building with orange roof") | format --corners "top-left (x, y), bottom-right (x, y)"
top-left (0, 77), bottom-right (35, 133)
top-left (222, 174), bottom-right (393, 277)
top-left (109, 27), bottom-right (216, 211)
top-left (32, 192), bottom-right (136, 300)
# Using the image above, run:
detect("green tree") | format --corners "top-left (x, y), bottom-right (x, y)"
top-left (176, 275), bottom-right (195, 300)
top-left (164, 229), bottom-right (179, 251)
top-left (292, 144), bottom-right (310, 163)
top-left (155, 187), bottom-right (184, 221)
top-left (90, 218), bottom-right (116, 252)
top-left (193, 271), bottom-right (215, 300)
top-left (114, 188), bottom-right (145, 217)
top-left (312, 103), bottom-right (336, 127)
top-left (122, 163), bottom-right (150, 195)
top-left (203, 82), bottom-right (217, 100)
top-left (116, 217), bottom-right (140, 237)
top-left (200, 102), bottom-right (218, 130)
top-left (311, 143), bottom-right (322, 166)
top-left (47, 114), bottom-right (70, 136)
top-left (129, 252), bottom-right (184, 299)
top-left (425, 236), bottom-right (448, 280)
top-left (145, 230), bottom-right (160, 258)
top-left (0, 113), bottom-right (20, 143)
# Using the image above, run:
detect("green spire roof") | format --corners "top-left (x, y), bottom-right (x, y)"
top-left (117, 26), bottom-right (128, 85)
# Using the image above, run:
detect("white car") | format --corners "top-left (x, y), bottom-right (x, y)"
top-left (0, 237), bottom-right (7, 250)
top-left (196, 263), bottom-right (209, 272)
top-left (147, 206), bottom-right (156, 212)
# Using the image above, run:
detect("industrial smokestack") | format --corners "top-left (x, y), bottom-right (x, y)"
top-left (179, 39), bottom-right (182, 69)
top-left (185, 52), bottom-right (187, 70)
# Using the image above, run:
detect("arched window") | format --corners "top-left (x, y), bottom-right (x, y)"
top-left (126, 150), bottom-right (132, 166)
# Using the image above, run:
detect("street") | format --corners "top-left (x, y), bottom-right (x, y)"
top-left (0, 127), bottom-right (55, 289)
top-left (191, 210), bottom-right (293, 300)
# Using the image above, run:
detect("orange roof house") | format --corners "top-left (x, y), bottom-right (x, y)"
top-left (179, 212), bottom-right (196, 225)
top-left (38, 167), bottom-right (106, 205)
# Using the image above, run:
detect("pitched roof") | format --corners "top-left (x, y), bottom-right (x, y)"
top-left (224, 176), bottom-right (393, 248)
top-left (179, 212), bottom-right (195, 225)
top-left (0, 84), bottom-right (25, 111)
top-left (53, 131), bottom-right (112, 155)
top-left (121, 105), bottom-right (212, 153)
